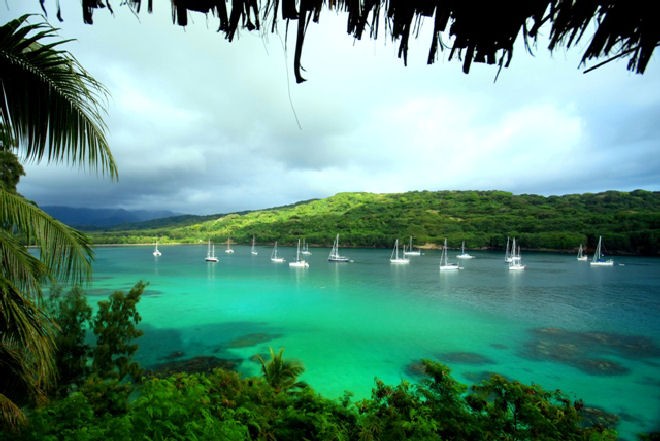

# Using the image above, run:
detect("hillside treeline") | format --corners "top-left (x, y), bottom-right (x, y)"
top-left (90, 190), bottom-right (660, 255)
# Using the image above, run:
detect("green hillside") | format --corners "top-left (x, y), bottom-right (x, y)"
top-left (90, 190), bottom-right (660, 255)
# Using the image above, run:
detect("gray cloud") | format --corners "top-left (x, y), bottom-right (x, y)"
top-left (7, 2), bottom-right (659, 215)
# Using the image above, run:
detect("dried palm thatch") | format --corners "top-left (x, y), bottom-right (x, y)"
top-left (41, 1), bottom-right (658, 82)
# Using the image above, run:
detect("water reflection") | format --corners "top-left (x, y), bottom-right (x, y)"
top-left (153, 259), bottom-right (160, 277)
top-left (389, 261), bottom-right (409, 289)
top-left (290, 265), bottom-right (308, 285)
top-left (206, 261), bottom-right (216, 280)
top-left (330, 261), bottom-right (342, 287)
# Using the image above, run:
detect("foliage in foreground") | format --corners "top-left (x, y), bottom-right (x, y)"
top-left (3, 358), bottom-right (621, 440)
top-left (1, 13), bottom-right (117, 430)
top-left (1, 283), bottom-right (642, 441)
top-left (91, 190), bottom-right (660, 255)
top-left (3, 363), bottom-right (622, 441)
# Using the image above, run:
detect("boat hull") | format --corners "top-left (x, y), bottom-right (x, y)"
top-left (328, 257), bottom-right (351, 262)
top-left (440, 264), bottom-right (461, 271)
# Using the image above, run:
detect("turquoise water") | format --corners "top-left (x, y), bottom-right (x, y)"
top-left (89, 245), bottom-right (660, 438)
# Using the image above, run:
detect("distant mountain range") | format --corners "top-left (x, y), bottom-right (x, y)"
top-left (41, 206), bottom-right (183, 229)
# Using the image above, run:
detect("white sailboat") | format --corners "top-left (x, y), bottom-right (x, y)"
top-left (152, 240), bottom-right (162, 257)
top-left (439, 238), bottom-right (462, 271)
top-left (328, 234), bottom-right (351, 262)
top-left (590, 236), bottom-right (614, 266)
top-left (251, 235), bottom-right (258, 255)
top-left (456, 241), bottom-right (474, 259)
top-left (270, 241), bottom-right (285, 263)
top-left (225, 237), bottom-right (235, 254)
top-left (390, 239), bottom-right (410, 264)
top-left (289, 239), bottom-right (309, 268)
top-left (403, 236), bottom-right (421, 256)
top-left (508, 237), bottom-right (525, 270)
top-left (504, 236), bottom-right (513, 263)
top-left (576, 243), bottom-right (588, 261)
top-left (301, 239), bottom-right (312, 256)
top-left (205, 240), bottom-right (219, 262)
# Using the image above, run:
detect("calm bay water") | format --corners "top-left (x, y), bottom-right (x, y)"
top-left (89, 244), bottom-right (660, 438)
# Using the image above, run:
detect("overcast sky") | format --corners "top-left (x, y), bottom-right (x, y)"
top-left (5, 2), bottom-right (660, 215)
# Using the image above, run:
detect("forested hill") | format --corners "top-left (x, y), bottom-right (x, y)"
top-left (91, 190), bottom-right (660, 255)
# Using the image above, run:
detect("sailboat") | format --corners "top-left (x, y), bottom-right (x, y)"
top-left (152, 240), bottom-right (162, 257)
top-left (205, 240), bottom-right (219, 262)
top-left (270, 241), bottom-right (285, 263)
top-left (439, 238), bottom-right (462, 271)
top-left (508, 237), bottom-right (525, 270)
top-left (225, 237), bottom-right (235, 254)
top-left (301, 239), bottom-right (312, 256)
top-left (576, 243), bottom-right (588, 261)
top-left (251, 235), bottom-right (258, 255)
top-left (289, 239), bottom-right (309, 268)
top-left (403, 236), bottom-right (421, 256)
top-left (328, 234), bottom-right (351, 262)
top-left (390, 239), bottom-right (410, 264)
top-left (504, 236), bottom-right (513, 263)
top-left (456, 241), bottom-right (474, 259)
top-left (590, 236), bottom-right (614, 266)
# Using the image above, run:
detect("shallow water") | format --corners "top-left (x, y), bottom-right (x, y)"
top-left (89, 244), bottom-right (660, 439)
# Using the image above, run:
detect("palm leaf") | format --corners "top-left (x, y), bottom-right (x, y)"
top-left (0, 336), bottom-right (37, 402)
top-left (0, 279), bottom-right (56, 396)
top-left (0, 392), bottom-right (27, 431)
top-left (0, 14), bottom-right (117, 179)
top-left (257, 347), bottom-right (306, 392)
top-left (0, 228), bottom-right (48, 297)
top-left (0, 188), bottom-right (93, 288)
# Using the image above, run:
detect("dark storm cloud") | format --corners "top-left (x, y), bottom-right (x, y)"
top-left (6, 1), bottom-right (659, 214)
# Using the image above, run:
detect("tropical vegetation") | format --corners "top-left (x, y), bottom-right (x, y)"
top-left (1, 284), bottom-right (625, 440)
top-left (0, 11), bottom-right (657, 440)
top-left (91, 189), bottom-right (660, 255)
top-left (0, 14), bottom-right (116, 429)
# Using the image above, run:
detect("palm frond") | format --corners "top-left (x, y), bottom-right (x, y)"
top-left (0, 392), bottom-right (27, 431)
top-left (257, 347), bottom-right (306, 392)
top-left (0, 14), bottom-right (117, 179)
top-left (0, 279), bottom-right (57, 393)
top-left (0, 229), bottom-right (48, 296)
top-left (0, 188), bottom-right (93, 287)
top-left (0, 336), bottom-right (36, 402)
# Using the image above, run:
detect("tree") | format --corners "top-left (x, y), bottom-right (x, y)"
top-left (0, 14), bottom-right (117, 430)
top-left (0, 15), bottom-right (117, 178)
top-left (0, 144), bottom-right (24, 193)
top-left (44, 286), bottom-right (93, 396)
top-left (76, 282), bottom-right (145, 418)
top-left (90, 282), bottom-right (145, 382)
top-left (256, 347), bottom-right (307, 393)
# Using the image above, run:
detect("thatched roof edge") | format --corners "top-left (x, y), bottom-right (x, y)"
top-left (41, 1), bottom-right (658, 82)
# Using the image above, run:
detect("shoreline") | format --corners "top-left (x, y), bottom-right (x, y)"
top-left (86, 242), bottom-right (647, 256)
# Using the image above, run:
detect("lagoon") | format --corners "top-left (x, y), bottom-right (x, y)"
top-left (88, 245), bottom-right (660, 439)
